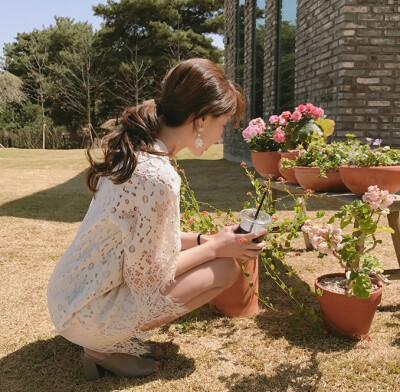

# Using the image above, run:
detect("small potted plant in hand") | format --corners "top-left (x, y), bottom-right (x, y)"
top-left (301, 185), bottom-right (393, 338)
top-left (339, 136), bottom-right (400, 195)
top-left (242, 117), bottom-right (284, 179)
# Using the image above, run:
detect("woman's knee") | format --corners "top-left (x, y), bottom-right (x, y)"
top-left (214, 257), bottom-right (242, 288)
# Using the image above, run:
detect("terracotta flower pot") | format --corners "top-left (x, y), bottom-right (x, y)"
top-left (209, 258), bottom-right (259, 317)
top-left (278, 150), bottom-right (300, 184)
top-left (251, 151), bottom-right (281, 180)
top-left (340, 165), bottom-right (400, 196)
top-left (315, 273), bottom-right (382, 339)
top-left (294, 166), bottom-right (348, 192)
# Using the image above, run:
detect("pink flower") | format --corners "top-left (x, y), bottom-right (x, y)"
top-left (273, 127), bottom-right (286, 143)
top-left (362, 185), bottom-right (394, 210)
top-left (280, 111), bottom-right (292, 120)
top-left (242, 118), bottom-right (266, 141)
top-left (291, 110), bottom-right (302, 121)
top-left (240, 161), bottom-right (247, 167)
top-left (279, 116), bottom-right (288, 126)
top-left (249, 117), bottom-right (266, 130)
top-left (269, 115), bottom-right (280, 124)
top-left (297, 104), bottom-right (307, 113)
top-left (242, 128), bottom-right (251, 140)
top-left (315, 107), bottom-right (324, 120)
top-left (202, 211), bottom-right (207, 215)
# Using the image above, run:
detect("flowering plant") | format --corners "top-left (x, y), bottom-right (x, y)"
top-left (269, 103), bottom-right (335, 151)
top-left (280, 138), bottom-right (350, 178)
top-left (301, 185), bottom-right (393, 298)
top-left (346, 135), bottom-right (400, 167)
top-left (242, 117), bottom-right (284, 152)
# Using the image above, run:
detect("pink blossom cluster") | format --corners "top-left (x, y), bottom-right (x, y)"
top-left (362, 185), bottom-right (394, 212)
top-left (301, 220), bottom-right (344, 255)
top-left (242, 117), bottom-right (266, 141)
top-left (269, 103), bottom-right (325, 143)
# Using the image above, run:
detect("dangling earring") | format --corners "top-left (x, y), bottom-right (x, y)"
top-left (195, 127), bottom-right (204, 148)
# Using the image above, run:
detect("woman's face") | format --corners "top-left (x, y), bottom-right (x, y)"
top-left (190, 114), bottom-right (232, 156)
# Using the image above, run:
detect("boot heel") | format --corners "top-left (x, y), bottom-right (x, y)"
top-left (82, 354), bottom-right (101, 381)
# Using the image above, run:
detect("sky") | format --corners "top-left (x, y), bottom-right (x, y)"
top-left (0, 0), bottom-right (224, 56)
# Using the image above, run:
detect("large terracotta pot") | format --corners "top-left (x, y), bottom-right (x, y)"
top-left (279, 150), bottom-right (300, 184)
top-left (251, 151), bottom-right (281, 180)
top-left (294, 166), bottom-right (348, 192)
top-left (209, 258), bottom-right (259, 317)
top-left (340, 165), bottom-right (400, 196)
top-left (315, 273), bottom-right (382, 339)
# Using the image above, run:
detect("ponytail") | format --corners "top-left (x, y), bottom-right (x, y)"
top-left (86, 102), bottom-right (166, 194)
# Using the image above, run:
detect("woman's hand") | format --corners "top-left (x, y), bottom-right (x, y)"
top-left (208, 224), bottom-right (267, 260)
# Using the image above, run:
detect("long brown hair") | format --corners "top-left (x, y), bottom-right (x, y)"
top-left (86, 58), bottom-right (244, 193)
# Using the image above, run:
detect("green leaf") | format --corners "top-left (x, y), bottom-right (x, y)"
top-left (293, 120), bottom-right (322, 143)
top-left (315, 118), bottom-right (335, 139)
top-left (352, 276), bottom-right (372, 299)
top-left (316, 288), bottom-right (324, 297)
top-left (378, 226), bottom-right (395, 234)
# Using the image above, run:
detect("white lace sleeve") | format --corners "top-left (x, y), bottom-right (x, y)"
top-left (110, 171), bottom-right (181, 299)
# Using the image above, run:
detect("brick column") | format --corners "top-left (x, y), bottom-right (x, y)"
top-left (223, 0), bottom-right (253, 164)
top-left (263, 0), bottom-right (279, 117)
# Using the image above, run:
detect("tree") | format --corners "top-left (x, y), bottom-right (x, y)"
top-left (4, 29), bottom-right (53, 148)
top-left (49, 17), bottom-right (109, 146)
top-left (93, 0), bottom-right (224, 117)
top-left (0, 71), bottom-right (26, 109)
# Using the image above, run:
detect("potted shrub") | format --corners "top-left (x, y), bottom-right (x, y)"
top-left (339, 136), bottom-right (400, 196)
top-left (242, 118), bottom-right (284, 179)
top-left (301, 185), bottom-right (393, 338)
top-left (268, 103), bottom-right (335, 183)
top-left (280, 140), bottom-right (350, 192)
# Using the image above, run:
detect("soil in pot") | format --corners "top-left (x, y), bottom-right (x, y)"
top-left (315, 273), bottom-right (382, 339)
top-left (294, 167), bottom-right (348, 192)
top-left (340, 165), bottom-right (400, 196)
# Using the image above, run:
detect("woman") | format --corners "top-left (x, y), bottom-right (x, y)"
top-left (47, 58), bottom-right (267, 380)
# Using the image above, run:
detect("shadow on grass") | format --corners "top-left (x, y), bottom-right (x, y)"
top-left (0, 171), bottom-right (91, 222)
top-left (0, 335), bottom-right (195, 392)
top-left (177, 158), bottom-right (335, 212)
top-left (0, 159), bottom-right (334, 223)
top-left (219, 352), bottom-right (321, 391)
top-left (253, 258), bottom-right (358, 354)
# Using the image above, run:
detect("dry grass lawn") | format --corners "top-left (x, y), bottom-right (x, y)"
top-left (1, 146), bottom-right (400, 392)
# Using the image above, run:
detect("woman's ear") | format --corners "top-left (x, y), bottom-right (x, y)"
top-left (193, 117), bottom-right (204, 131)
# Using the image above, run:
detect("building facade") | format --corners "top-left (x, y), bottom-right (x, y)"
top-left (223, 0), bottom-right (400, 163)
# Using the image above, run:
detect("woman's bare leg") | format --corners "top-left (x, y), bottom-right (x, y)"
top-left (141, 257), bottom-right (241, 331)
top-left (84, 257), bottom-right (240, 359)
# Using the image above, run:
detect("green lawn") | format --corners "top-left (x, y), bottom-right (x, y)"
top-left (0, 146), bottom-right (400, 392)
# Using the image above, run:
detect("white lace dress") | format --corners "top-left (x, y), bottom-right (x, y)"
top-left (47, 140), bottom-right (186, 356)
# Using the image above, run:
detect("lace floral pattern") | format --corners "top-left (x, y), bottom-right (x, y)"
top-left (47, 141), bottom-right (186, 355)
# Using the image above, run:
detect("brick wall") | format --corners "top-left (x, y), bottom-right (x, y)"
top-left (296, 0), bottom-right (400, 144)
top-left (295, 0), bottom-right (344, 123)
